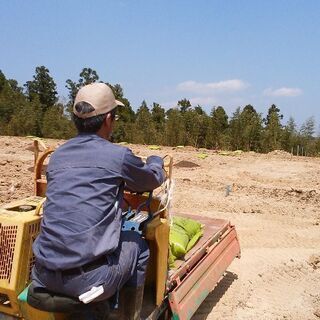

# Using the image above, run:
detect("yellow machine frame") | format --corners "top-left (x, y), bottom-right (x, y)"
top-left (0, 197), bottom-right (43, 318)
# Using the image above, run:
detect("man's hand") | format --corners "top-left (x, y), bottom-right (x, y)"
top-left (121, 150), bottom-right (166, 193)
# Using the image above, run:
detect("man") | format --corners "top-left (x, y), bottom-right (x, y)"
top-left (31, 83), bottom-right (165, 319)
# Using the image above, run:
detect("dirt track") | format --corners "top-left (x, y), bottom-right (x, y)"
top-left (1, 136), bottom-right (320, 319)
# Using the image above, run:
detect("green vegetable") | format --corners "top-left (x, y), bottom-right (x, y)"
top-left (172, 216), bottom-right (202, 238)
top-left (168, 249), bottom-right (177, 268)
top-left (169, 216), bottom-right (204, 268)
top-left (197, 153), bottom-right (208, 159)
top-left (148, 145), bottom-right (161, 150)
top-left (169, 224), bottom-right (189, 258)
top-left (186, 231), bottom-right (203, 252)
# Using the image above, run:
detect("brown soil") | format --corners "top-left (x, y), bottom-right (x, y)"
top-left (174, 160), bottom-right (200, 168)
top-left (1, 136), bottom-right (320, 320)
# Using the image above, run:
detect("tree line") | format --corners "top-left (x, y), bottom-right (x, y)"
top-left (0, 66), bottom-right (319, 156)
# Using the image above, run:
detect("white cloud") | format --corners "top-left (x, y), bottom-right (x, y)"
top-left (177, 79), bottom-right (249, 94)
top-left (263, 87), bottom-right (302, 97)
top-left (160, 100), bottom-right (180, 109)
top-left (189, 96), bottom-right (217, 106)
top-left (159, 79), bottom-right (249, 109)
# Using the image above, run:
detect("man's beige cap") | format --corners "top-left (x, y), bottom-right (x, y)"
top-left (73, 83), bottom-right (124, 119)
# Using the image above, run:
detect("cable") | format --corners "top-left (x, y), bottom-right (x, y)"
top-left (152, 177), bottom-right (174, 218)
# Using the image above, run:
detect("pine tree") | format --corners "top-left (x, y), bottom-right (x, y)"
top-left (8, 97), bottom-right (42, 136)
top-left (42, 104), bottom-right (76, 139)
top-left (263, 104), bottom-right (283, 151)
top-left (165, 108), bottom-right (185, 146)
top-left (207, 106), bottom-right (229, 149)
top-left (24, 66), bottom-right (58, 113)
top-left (240, 105), bottom-right (262, 151)
top-left (300, 116), bottom-right (315, 138)
top-left (281, 117), bottom-right (297, 152)
top-left (229, 107), bottom-right (243, 150)
top-left (133, 101), bottom-right (156, 144)
top-left (177, 98), bottom-right (191, 113)
top-left (182, 109), bottom-right (202, 147)
top-left (192, 105), bottom-right (210, 147)
top-left (109, 83), bottom-right (135, 143)
top-left (0, 70), bottom-right (31, 134)
top-left (151, 103), bottom-right (166, 144)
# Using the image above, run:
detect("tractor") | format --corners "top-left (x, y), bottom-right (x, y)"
top-left (0, 141), bottom-right (240, 319)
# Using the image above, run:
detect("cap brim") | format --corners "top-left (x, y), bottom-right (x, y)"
top-left (115, 99), bottom-right (125, 107)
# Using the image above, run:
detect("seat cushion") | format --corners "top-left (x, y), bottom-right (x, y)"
top-left (27, 283), bottom-right (87, 313)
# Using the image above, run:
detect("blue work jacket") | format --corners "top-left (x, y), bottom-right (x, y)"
top-left (33, 133), bottom-right (165, 270)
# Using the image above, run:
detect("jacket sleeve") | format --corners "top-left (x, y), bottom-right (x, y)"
top-left (121, 148), bottom-right (165, 193)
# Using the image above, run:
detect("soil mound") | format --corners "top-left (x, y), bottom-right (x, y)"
top-left (268, 149), bottom-right (292, 157)
top-left (174, 160), bottom-right (200, 168)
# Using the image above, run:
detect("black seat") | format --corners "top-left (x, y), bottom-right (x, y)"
top-left (27, 283), bottom-right (110, 319)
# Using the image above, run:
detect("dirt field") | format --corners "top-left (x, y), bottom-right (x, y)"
top-left (1, 136), bottom-right (320, 320)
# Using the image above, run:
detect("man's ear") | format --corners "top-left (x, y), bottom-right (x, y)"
top-left (105, 113), bottom-right (112, 124)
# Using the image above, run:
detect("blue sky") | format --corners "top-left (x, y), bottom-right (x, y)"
top-left (1, 0), bottom-right (319, 128)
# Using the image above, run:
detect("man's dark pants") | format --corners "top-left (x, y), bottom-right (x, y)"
top-left (32, 231), bottom-right (150, 302)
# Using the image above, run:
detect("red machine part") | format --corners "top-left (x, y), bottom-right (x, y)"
top-left (168, 217), bottom-right (240, 320)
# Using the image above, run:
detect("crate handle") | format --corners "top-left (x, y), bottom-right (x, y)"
top-left (34, 198), bottom-right (46, 216)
